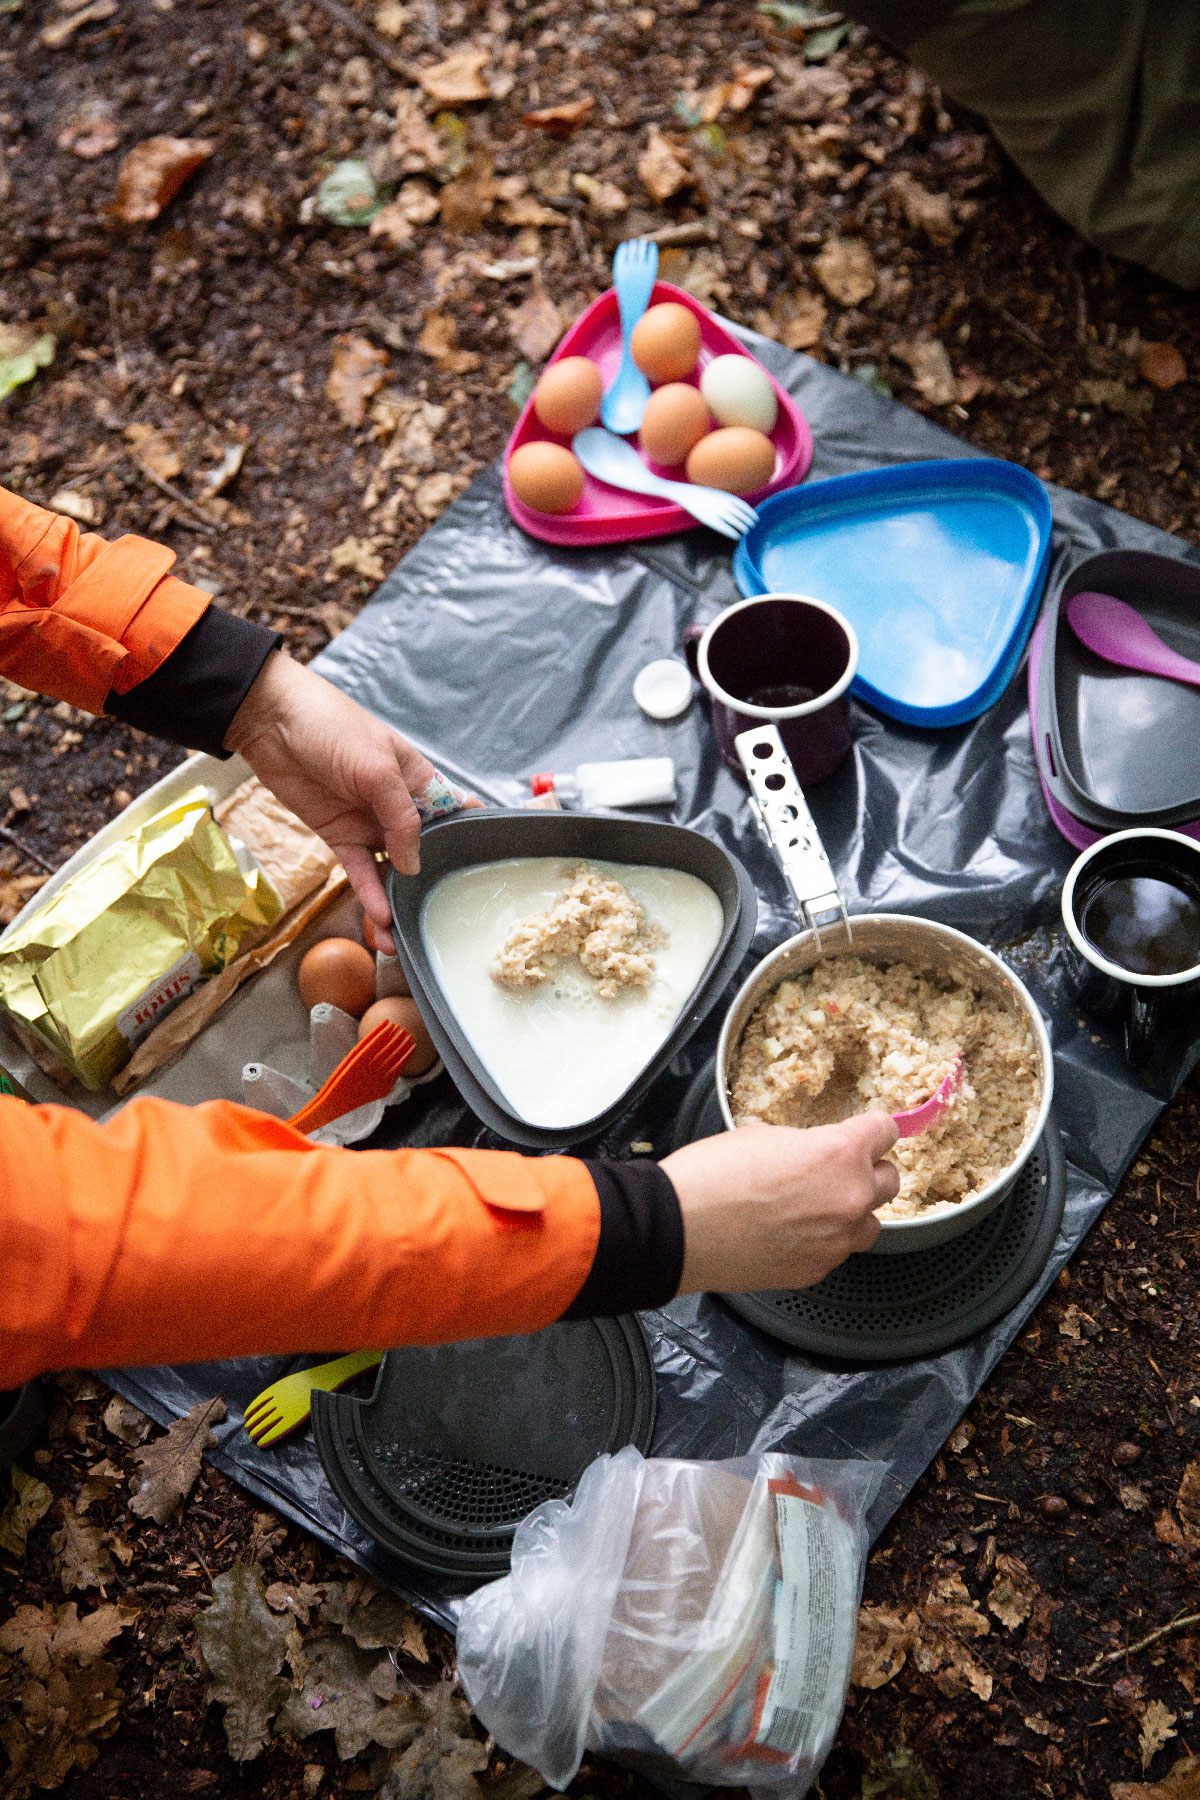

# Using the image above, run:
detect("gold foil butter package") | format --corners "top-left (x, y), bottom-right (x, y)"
top-left (0, 791), bottom-right (281, 1089)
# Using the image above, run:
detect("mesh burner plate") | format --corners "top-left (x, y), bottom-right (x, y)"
top-left (312, 1313), bottom-right (655, 1580)
top-left (672, 1064), bottom-right (1066, 1363)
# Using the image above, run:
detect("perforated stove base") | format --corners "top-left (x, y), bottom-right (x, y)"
top-left (672, 1065), bottom-right (1066, 1364)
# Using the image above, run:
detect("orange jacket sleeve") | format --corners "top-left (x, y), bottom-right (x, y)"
top-left (0, 485), bottom-right (210, 713)
top-left (0, 1094), bottom-right (600, 1385)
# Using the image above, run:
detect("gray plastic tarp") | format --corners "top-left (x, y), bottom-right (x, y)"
top-left (107, 332), bottom-right (1200, 1631)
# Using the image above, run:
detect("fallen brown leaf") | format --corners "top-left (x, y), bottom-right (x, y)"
top-left (895, 336), bottom-right (957, 407)
top-left (415, 46), bottom-right (491, 105)
top-left (509, 281), bottom-right (564, 363)
top-left (125, 422), bottom-right (182, 482)
top-left (753, 288), bottom-right (826, 350)
top-left (696, 63), bottom-right (773, 121)
top-left (113, 136), bottom-right (215, 225)
top-left (196, 1560), bottom-right (289, 1762)
top-left (47, 1603), bottom-right (136, 1670)
top-left (74, 1458), bottom-right (122, 1516)
top-left (987, 1554), bottom-right (1038, 1630)
top-left (498, 193), bottom-right (567, 228)
top-left (128, 1394), bottom-right (225, 1525)
top-left (325, 335), bottom-right (390, 428)
top-left (0, 1657), bottom-right (123, 1791)
top-left (1112, 1755), bottom-right (1200, 1800)
top-left (379, 1678), bottom-right (487, 1800)
top-left (264, 1579), bottom-right (325, 1628)
top-left (773, 61), bottom-right (851, 121)
top-left (524, 96), bottom-right (595, 134)
top-left (1141, 1701), bottom-right (1179, 1772)
top-left (813, 235), bottom-right (876, 306)
top-left (1139, 342), bottom-right (1187, 390)
top-left (413, 470), bottom-right (470, 519)
top-left (438, 158), bottom-right (497, 233)
top-left (1177, 1459), bottom-right (1200, 1533)
top-left (389, 89), bottom-right (444, 172)
top-left (1156, 1508), bottom-right (1187, 1547)
top-left (369, 178), bottom-right (440, 245)
top-left (102, 1395), bottom-right (151, 1446)
top-left (638, 126), bottom-right (691, 203)
top-left (0, 1467), bottom-right (52, 1558)
top-left (319, 1581), bottom-right (429, 1660)
top-left (571, 172), bottom-right (629, 217)
top-left (329, 536), bottom-right (386, 581)
top-left (417, 311), bottom-right (481, 374)
top-left (891, 171), bottom-right (959, 245)
top-left (0, 874), bottom-right (48, 926)
top-left (276, 1633), bottom-right (424, 1760)
top-left (851, 1604), bottom-right (917, 1689)
top-left (50, 1512), bottom-right (114, 1593)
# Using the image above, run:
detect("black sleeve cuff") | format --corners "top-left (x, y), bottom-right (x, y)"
top-left (105, 605), bottom-right (282, 759)
top-left (559, 1159), bottom-right (684, 1320)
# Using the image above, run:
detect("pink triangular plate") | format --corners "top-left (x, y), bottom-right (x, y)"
top-left (502, 279), bottom-right (813, 546)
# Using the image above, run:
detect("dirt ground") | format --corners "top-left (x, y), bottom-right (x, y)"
top-left (1, 1), bottom-right (1199, 1796)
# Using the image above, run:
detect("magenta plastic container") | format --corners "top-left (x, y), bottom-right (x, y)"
top-left (502, 280), bottom-right (813, 546)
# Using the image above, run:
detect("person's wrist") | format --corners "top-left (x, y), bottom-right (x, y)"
top-left (222, 648), bottom-right (293, 755)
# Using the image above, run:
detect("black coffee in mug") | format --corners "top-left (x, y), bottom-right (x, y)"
top-left (1079, 869), bottom-right (1200, 977)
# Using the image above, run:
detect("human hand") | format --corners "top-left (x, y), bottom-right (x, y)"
top-left (660, 1113), bottom-right (900, 1295)
top-left (224, 651), bottom-right (478, 942)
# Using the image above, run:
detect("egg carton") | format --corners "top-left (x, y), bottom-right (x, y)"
top-left (241, 1000), bottom-right (442, 1146)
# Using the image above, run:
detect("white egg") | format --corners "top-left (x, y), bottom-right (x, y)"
top-left (699, 354), bottom-right (779, 434)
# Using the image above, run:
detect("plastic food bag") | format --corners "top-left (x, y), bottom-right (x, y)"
top-left (457, 1446), bottom-right (883, 1796)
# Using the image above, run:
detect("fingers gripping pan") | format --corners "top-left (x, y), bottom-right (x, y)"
top-left (734, 722), bottom-right (851, 946)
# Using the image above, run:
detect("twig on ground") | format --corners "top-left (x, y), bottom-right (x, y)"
top-left (306, 0), bottom-right (410, 78)
top-left (0, 823), bottom-right (55, 873)
top-left (1085, 1610), bottom-right (1200, 1677)
top-left (133, 462), bottom-right (224, 533)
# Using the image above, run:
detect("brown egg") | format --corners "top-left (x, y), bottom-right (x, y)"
top-left (685, 425), bottom-right (777, 494)
top-left (630, 303), bottom-right (702, 383)
top-left (298, 938), bottom-right (377, 1016)
top-left (358, 995), bottom-right (438, 1075)
top-left (508, 441), bottom-right (586, 514)
top-left (639, 383), bottom-right (711, 466)
top-left (533, 357), bottom-right (603, 436)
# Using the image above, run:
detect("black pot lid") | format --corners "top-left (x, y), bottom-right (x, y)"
top-left (386, 810), bottom-right (757, 1150)
top-left (1047, 550), bottom-right (1200, 827)
top-left (312, 1316), bottom-right (656, 1581)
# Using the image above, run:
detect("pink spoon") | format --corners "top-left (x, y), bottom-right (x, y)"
top-left (1066, 590), bottom-right (1200, 689)
top-left (891, 1054), bottom-right (964, 1139)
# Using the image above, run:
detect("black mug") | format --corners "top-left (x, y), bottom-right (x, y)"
top-left (1061, 828), bottom-right (1200, 1065)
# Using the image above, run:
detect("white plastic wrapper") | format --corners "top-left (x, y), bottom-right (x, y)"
top-left (456, 1447), bottom-right (883, 1796)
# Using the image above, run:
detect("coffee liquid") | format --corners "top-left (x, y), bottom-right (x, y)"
top-left (745, 683), bottom-right (818, 710)
top-left (1080, 872), bottom-right (1200, 977)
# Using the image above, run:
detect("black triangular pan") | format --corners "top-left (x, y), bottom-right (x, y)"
top-left (387, 809), bottom-right (757, 1149)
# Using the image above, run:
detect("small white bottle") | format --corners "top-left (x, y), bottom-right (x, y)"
top-left (530, 757), bottom-right (677, 810)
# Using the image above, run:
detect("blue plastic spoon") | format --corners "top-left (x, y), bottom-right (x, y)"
top-left (601, 238), bottom-right (658, 434)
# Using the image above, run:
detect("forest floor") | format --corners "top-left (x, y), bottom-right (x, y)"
top-left (1, 1), bottom-right (1199, 1797)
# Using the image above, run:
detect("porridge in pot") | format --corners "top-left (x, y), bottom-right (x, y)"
top-left (729, 954), bottom-right (1041, 1216)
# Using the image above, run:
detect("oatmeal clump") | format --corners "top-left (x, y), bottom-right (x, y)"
top-left (491, 866), bottom-right (663, 999)
top-left (729, 954), bottom-right (1040, 1216)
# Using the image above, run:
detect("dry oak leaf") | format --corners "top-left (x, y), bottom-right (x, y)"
top-left (1113, 1755), bottom-right (1200, 1800)
top-left (370, 179), bottom-right (440, 245)
top-left (124, 422), bottom-right (182, 482)
top-left (851, 1604), bottom-right (918, 1689)
top-left (439, 160), bottom-right (498, 233)
top-left (523, 96), bottom-right (595, 135)
top-left (0, 1467), bottom-right (53, 1558)
top-left (196, 1559), bottom-right (289, 1763)
top-left (389, 90), bottom-right (444, 172)
top-left (1139, 342), bottom-right (1187, 390)
top-left (265, 1580), bottom-right (325, 1629)
top-left (50, 1512), bottom-right (114, 1593)
top-left (891, 171), bottom-right (959, 245)
top-left (572, 172), bottom-right (629, 217)
top-left (102, 1394), bottom-right (151, 1446)
top-left (753, 288), bottom-right (826, 350)
top-left (499, 192), bottom-right (568, 228)
top-left (128, 1393), bottom-right (225, 1525)
top-left (895, 337), bottom-right (957, 407)
top-left (56, 104), bottom-right (120, 159)
top-left (414, 470), bottom-right (469, 519)
top-left (417, 311), bottom-right (481, 374)
top-left (509, 282), bottom-right (564, 363)
top-left (813, 235), bottom-right (876, 306)
top-left (319, 1580), bottom-right (429, 1660)
top-left (1177, 1458), bottom-right (1200, 1534)
top-left (0, 1657), bottom-right (123, 1793)
top-left (1141, 1702), bottom-right (1180, 1772)
top-left (379, 1678), bottom-right (487, 1800)
top-left (326, 335), bottom-right (389, 428)
top-left (639, 127), bottom-right (691, 203)
top-left (987, 1554), bottom-right (1038, 1630)
top-left (113, 136), bottom-right (214, 224)
top-left (329, 537), bottom-right (386, 581)
top-left (47, 1603), bottom-right (135, 1669)
top-left (415, 47), bottom-right (492, 105)
top-left (276, 1633), bottom-right (424, 1760)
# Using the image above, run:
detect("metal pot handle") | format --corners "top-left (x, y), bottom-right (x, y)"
top-left (734, 722), bottom-right (851, 947)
